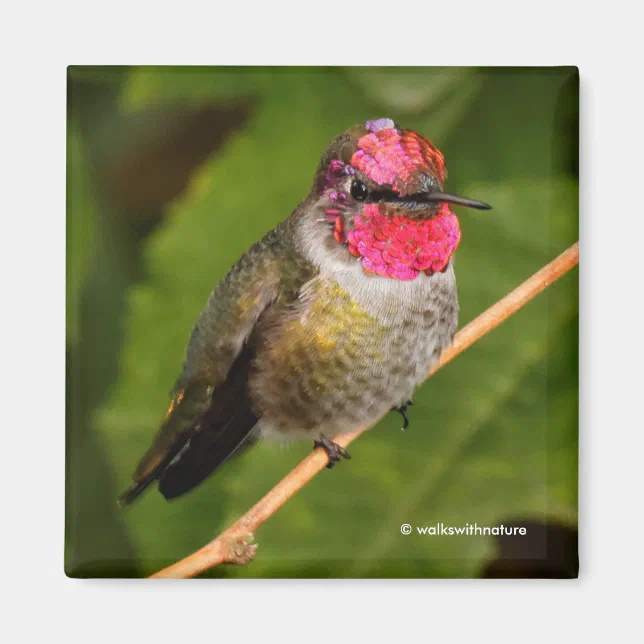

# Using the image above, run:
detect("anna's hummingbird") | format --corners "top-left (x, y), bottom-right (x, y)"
top-left (119, 118), bottom-right (491, 506)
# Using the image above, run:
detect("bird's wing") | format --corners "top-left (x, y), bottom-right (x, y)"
top-left (119, 223), bottom-right (316, 505)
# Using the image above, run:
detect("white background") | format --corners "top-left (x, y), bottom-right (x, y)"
top-left (1, 0), bottom-right (641, 641)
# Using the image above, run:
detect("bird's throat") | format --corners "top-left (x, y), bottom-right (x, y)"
top-left (330, 203), bottom-right (461, 281)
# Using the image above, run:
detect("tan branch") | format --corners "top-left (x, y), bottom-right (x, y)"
top-left (150, 241), bottom-right (579, 579)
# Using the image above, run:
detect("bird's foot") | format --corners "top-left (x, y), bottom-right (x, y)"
top-left (313, 433), bottom-right (351, 469)
top-left (392, 399), bottom-right (414, 431)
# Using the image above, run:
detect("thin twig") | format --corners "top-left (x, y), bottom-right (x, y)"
top-left (150, 241), bottom-right (579, 578)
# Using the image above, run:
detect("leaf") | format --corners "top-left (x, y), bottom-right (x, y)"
top-left (94, 69), bottom-right (578, 577)
top-left (345, 66), bottom-right (481, 115)
top-left (120, 66), bottom-right (268, 111)
top-left (66, 125), bottom-right (98, 346)
top-left (66, 103), bottom-right (146, 575)
top-left (68, 66), bottom-right (130, 87)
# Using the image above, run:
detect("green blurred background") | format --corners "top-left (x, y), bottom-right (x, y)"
top-left (66, 66), bottom-right (579, 578)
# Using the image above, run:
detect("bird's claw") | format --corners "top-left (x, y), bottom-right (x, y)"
top-left (392, 399), bottom-right (414, 431)
top-left (313, 433), bottom-right (351, 469)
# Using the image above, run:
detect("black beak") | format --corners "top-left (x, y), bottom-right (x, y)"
top-left (421, 192), bottom-right (492, 210)
top-left (367, 187), bottom-right (492, 211)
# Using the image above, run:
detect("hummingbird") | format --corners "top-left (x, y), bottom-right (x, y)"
top-left (119, 117), bottom-right (491, 506)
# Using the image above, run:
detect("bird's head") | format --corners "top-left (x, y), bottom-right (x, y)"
top-left (308, 118), bottom-right (491, 280)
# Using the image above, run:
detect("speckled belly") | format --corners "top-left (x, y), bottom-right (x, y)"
top-left (251, 267), bottom-right (458, 440)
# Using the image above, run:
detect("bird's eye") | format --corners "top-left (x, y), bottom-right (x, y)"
top-left (350, 180), bottom-right (368, 201)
